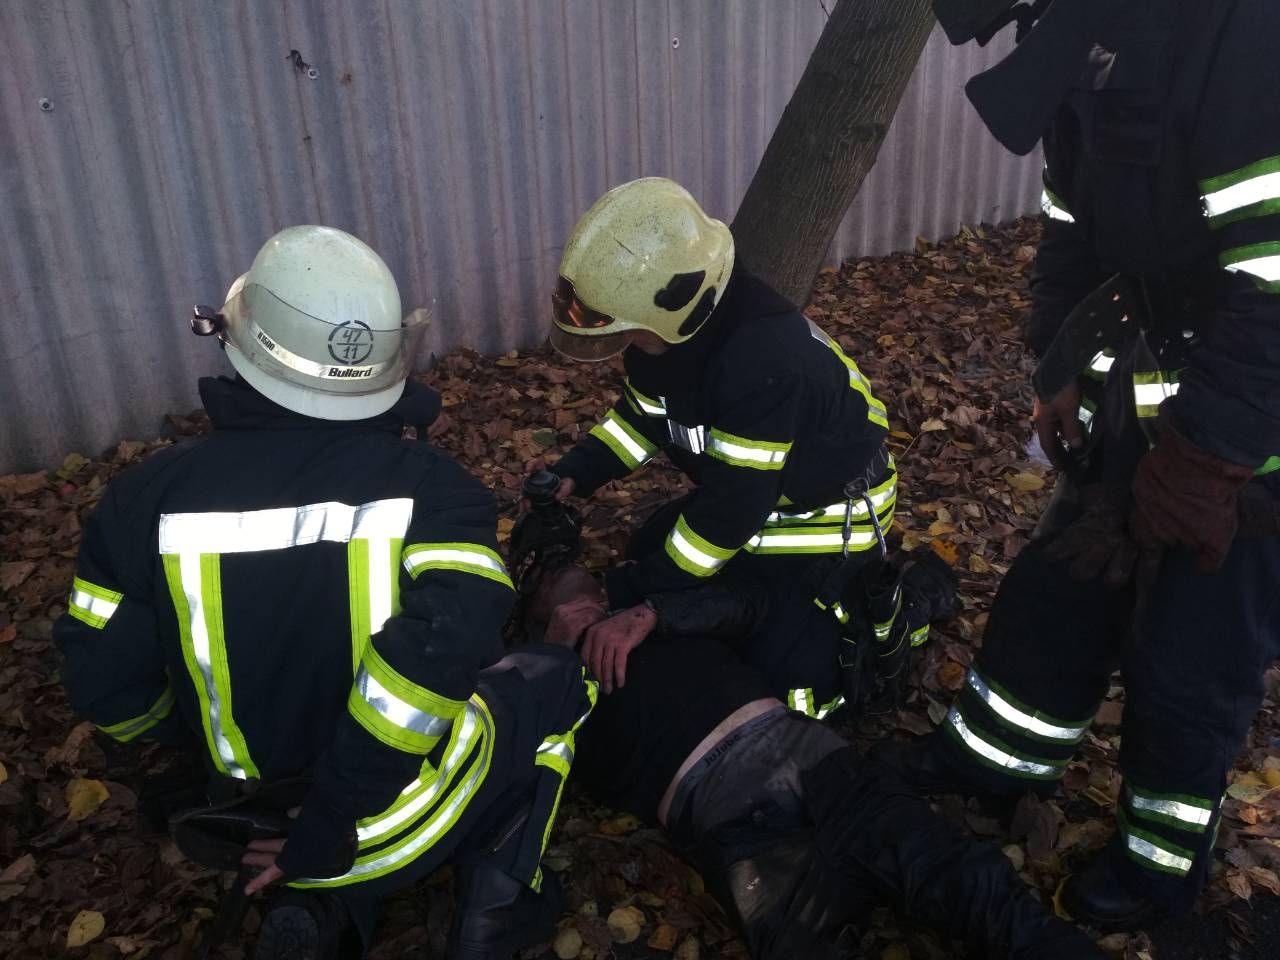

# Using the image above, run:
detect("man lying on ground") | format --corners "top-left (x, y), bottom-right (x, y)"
top-left (518, 561), bottom-right (1104, 960)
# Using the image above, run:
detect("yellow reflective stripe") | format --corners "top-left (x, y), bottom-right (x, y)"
top-left (294, 696), bottom-right (495, 887)
top-left (664, 515), bottom-right (737, 577)
top-left (1041, 188), bottom-right (1074, 222)
top-left (68, 577), bottom-right (123, 629)
top-left (589, 410), bottom-right (656, 469)
top-left (348, 643), bottom-right (462, 755)
top-left (402, 542), bottom-right (513, 589)
top-left (787, 688), bottom-right (814, 716)
top-left (162, 552), bottom-right (258, 780)
top-left (1199, 155), bottom-right (1280, 228)
top-left (807, 321), bottom-right (889, 428)
top-left (706, 429), bottom-right (791, 470)
top-left (909, 624), bottom-right (930, 647)
top-left (1220, 241), bottom-right (1280, 293)
top-left (1126, 784), bottom-right (1214, 833)
top-left (1133, 371), bottom-right (1180, 418)
top-left (96, 685), bottom-right (176, 742)
top-left (347, 535), bottom-right (404, 676)
top-left (625, 380), bottom-right (667, 416)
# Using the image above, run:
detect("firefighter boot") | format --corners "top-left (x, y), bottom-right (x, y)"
top-left (446, 865), bottom-right (561, 960)
top-left (253, 890), bottom-right (353, 960)
top-left (1056, 847), bottom-right (1168, 932)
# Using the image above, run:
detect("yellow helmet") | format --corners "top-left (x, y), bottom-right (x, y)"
top-left (550, 178), bottom-right (735, 361)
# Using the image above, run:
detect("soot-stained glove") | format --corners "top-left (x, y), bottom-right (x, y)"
top-left (273, 796), bottom-right (358, 882)
top-left (1130, 412), bottom-right (1255, 576)
top-left (1044, 484), bottom-right (1146, 588)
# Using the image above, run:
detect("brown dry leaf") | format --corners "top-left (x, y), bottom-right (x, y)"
top-left (939, 660), bottom-right (967, 691)
top-left (674, 936), bottom-right (700, 960)
top-left (647, 922), bottom-right (679, 951)
top-left (606, 906), bottom-right (644, 944)
top-left (65, 778), bottom-right (110, 822)
top-left (0, 760), bottom-right (7, 785)
top-left (66, 910), bottom-right (106, 948)
top-left (1225, 869), bottom-right (1253, 901)
top-left (1247, 866), bottom-right (1280, 896)
top-left (920, 419), bottom-right (946, 433)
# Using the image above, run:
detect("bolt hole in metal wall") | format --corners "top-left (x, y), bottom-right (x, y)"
top-left (0, 1), bottom-right (1039, 472)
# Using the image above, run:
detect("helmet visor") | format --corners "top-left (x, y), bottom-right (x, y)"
top-left (220, 283), bottom-right (430, 395)
top-left (549, 275), bottom-right (630, 361)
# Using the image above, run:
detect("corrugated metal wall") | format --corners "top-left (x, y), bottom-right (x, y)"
top-left (0, 1), bottom-right (1040, 473)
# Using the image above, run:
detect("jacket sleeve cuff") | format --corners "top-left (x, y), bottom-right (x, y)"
top-left (604, 565), bottom-right (645, 610)
top-left (275, 794), bottom-right (358, 881)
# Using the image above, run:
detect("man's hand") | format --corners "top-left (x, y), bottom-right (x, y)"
top-left (546, 597), bottom-right (606, 648)
top-left (241, 805), bottom-right (301, 895)
top-left (1033, 383), bottom-right (1083, 469)
top-left (581, 603), bottom-right (657, 694)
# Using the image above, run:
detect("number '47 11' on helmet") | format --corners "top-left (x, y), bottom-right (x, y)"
top-left (196, 225), bottom-right (431, 421)
top-left (550, 178), bottom-right (735, 362)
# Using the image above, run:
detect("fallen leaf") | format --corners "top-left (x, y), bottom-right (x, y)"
top-left (65, 778), bottom-right (110, 822)
top-left (1005, 472), bottom-right (1046, 492)
top-left (0, 760), bottom-right (7, 785)
top-left (67, 910), bottom-right (105, 948)
top-left (1226, 869), bottom-right (1253, 901)
top-left (674, 936), bottom-right (700, 960)
top-left (553, 926), bottom-right (583, 959)
top-left (1247, 866), bottom-right (1280, 896)
top-left (647, 922), bottom-right (679, 951)
top-left (919, 419), bottom-right (946, 432)
top-left (607, 906), bottom-right (644, 944)
top-left (881, 944), bottom-right (911, 960)
top-left (930, 538), bottom-right (959, 565)
top-left (599, 815), bottom-right (640, 836)
top-left (939, 660), bottom-right (966, 691)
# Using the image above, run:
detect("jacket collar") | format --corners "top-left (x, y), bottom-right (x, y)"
top-left (199, 376), bottom-right (441, 434)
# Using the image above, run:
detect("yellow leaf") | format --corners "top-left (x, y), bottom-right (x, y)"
top-left (598, 814), bottom-right (640, 836)
top-left (968, 553), bottom-right (991, 573)
top-left (927, 520), bottom-right (955, 536)
top-left (940, 660), bottom-right (967, 691)
top-left (900, 529), bottom-right (921, 552)
top-left (552, 927), bottom-right (583, 959)
top-left (65, 778), bottom-right (110, 822)
top-left (1266, 769), bottom-right (1280, 788)
top-left (495, 357), bottom-right (520, 368)
top-left (889, 430), bottom-right (914, 441)
top-left (1005, 472), bottom-right (1046, 492)
top-left (0, 760), bottom-right (7, 785)
top-left (647, 923), bottom-right (679, 951)
top-left (67, 910), bottom-right (105, 948)
top-left (930, 538), bottom-right (959, 566)
top-left (919, 419), bottom-right (946, 432)
top-left (877, 334), bottom-right (896, 346)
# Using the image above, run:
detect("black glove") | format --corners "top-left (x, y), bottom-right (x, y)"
top-left (274, 795), bottom-right (358, 882)
top-left (647, 581), bottom-right (770, 640)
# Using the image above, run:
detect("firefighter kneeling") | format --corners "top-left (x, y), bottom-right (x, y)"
top-left (53, 226), bottom-right (595, 959)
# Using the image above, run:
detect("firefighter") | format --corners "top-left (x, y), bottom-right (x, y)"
top-left (879, 0), bottom-right (1280, 931)
top-left (542, 177), bottom-right (896, 711)
top-left (53, 226), bottom-right (596, 959)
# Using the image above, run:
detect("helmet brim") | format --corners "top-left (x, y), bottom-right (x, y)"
top-left (548, 324), bottom-right (630, 362)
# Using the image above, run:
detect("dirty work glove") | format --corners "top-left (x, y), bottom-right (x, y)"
top-left (272, 796), bottom-right (358, 883)
top-left (1044, 484), bottom-right (1144, 587)
top-left (1130, 411), bottom-right (1255, 576)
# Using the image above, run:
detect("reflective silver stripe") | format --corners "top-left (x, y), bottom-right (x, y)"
top-left (668, 527), bottom-right (728, 573)
top-left (249, 319), bottom-right (397, 380)
top-left (69, 588), bottom-right (119, 622)
top-left (598, 416), bottom-right (652, 465)
top-left (1202, 171), bottom-right (1280, 218)
top-left (1088, 351), bottom-right (1114, 374)
top-left (402, 547), bottom-right (508, 580)
top-left (667, 422), bottom-right (706, 454)
top-left (766, 484), bottom-right (896, 525)
top-left (1225, 255), bottom-right (1280, 283)
top-left (1041, 190), bottom-right (1074, 223)
top-left (627, 383), bottom-right (667, 416)
top-left (748, 530), bottom-right (875, 550)
top-left (946, 707), bottom-right (1059, 777)
top-left (317, 701), bottom-right (494, 880)
top-left (790, 688), bottom-right (811, 715)
top-left (814, 695), bottom-right (844, 719)
top-left (707, 434), bottom-right (788, 466)
top-left (1133, 381), bottom-right (1179, 407)
top-left (355, 704), bottom-right (482, 843)
top-left (1125, 832), bottom-right (1193, 875)
top-left (1079, 406), bottom-right (1095, 429)
top-left (174, 552), bottom-right (245, 778)
top-left (1130, 791), bottom-right (1213, 829)
top-left (537, 740), bottom-right (574, 767)
top-left (354, 665), bottom-right (453, 740)
top-left (966, 672), bottom-right (1087, 742)
top-left (159, 499), bottom-right (414, 554)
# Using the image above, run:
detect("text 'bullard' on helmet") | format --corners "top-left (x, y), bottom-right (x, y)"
top-left (193, 225), bottom-right (431, 420)
top-left (550, 178), bottom-right (735, 362)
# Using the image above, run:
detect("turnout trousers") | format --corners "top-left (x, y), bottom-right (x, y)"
top-left (937, 340), bottom-right (1280, 908)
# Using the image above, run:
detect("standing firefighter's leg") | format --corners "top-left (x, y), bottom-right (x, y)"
top-left (1061, 526), bottom-right (1280, 928)
top-left (447, 645), bottom-right (597, 959)
top-left (881, 536), bottom-right (1132, 796)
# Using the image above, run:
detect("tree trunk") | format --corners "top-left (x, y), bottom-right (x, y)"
top-left (731, 0), bottom-right (937, 306)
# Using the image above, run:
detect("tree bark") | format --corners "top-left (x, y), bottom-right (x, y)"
top-left (731, 0), bottom-right (937, 306)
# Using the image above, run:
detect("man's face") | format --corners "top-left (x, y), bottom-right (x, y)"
top-left (527, 563), bottom-right (604, 625)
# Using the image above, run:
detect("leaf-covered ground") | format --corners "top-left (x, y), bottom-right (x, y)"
top-left (2, 219), bottom-right (1278, 959)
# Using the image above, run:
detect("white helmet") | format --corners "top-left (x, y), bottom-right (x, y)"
top-left (197, 226), bottom-right (429, 420)
top-left (550, 178), bottom-right (735, 361)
